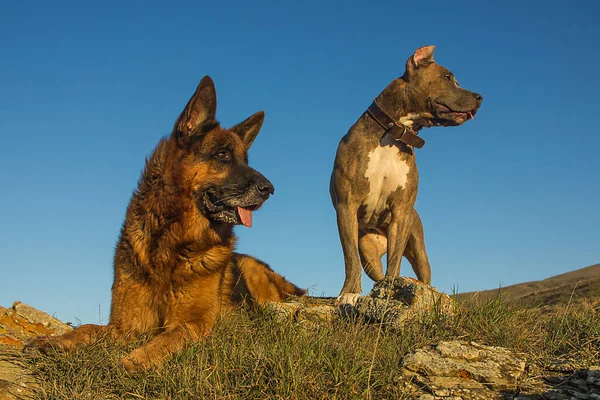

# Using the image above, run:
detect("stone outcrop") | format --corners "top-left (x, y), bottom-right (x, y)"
top-left (0, 302), bottom-right (72, 348)
top-left (355, 276), bottom-right (455, 328)
top-left (401, 340), bottom-right (527, 399)
top-left (266, 277), bottom-right (456, 329)
top-left (541, 365), bottom-right (600, 400)
top-left (0, 352), bottom-right (36, 400)
top-left (265, 301), bottom-right (337, 328)
top-left (0, 302), bottom-right (69, 399)
top-left (399, 341), bottom-right (600, 399)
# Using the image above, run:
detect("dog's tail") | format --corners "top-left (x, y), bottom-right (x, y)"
top-left (230, 253), bottom-right (306, 306)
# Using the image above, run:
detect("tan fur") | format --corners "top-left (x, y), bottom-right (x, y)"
top-left (25, 77), bottom-right (305, 371)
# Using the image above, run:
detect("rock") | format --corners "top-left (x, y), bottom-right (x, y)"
top-left (296, 305), bottom-right (336, 326)
top-left (0, 301), bottom-right (73, 399)
top-left (401, 340), bottom-right (600, 400)
top-left (0, 350), bottom-right (37, 400)
top-left (0, 301), bottom-right (72, 349)
top-left (543, 391), bottom-right (570, 400)
top-left (264, 301), bottom-right (336, 328)
top-left (547, 358), bottom-right (586, 373)
top-left (265, 278), bottom-right (456, 330)
top-left (543, 366), bottom-right (600, 399)
top-left (401, 340), bottom-right (527, 399)
top-left (355, 277), bottom-right (455, 328)
top-left (264, 301), bottom-right (303, 320)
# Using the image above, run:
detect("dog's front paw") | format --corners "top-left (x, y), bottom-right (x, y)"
top-left (119, 355), bottom-right (144, 373)
top-left (119, 348), bottom-right (160, 373)
top-left (119, 352), bottom-right (149, 373)
top-left (23, 334), bottom-right (81, 354)
top-left (335, 293), bottom-right (360, 307)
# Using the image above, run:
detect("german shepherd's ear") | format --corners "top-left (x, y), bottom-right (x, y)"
top-left (229, 111), bottom-right (265, 150)
top-left (405, 45), bottom-right (435, 75)
top-left (173, 76), bottom-right (217, 145)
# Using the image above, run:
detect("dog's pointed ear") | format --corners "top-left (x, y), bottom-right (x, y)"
top-left (406, 45), bottom-right (435, 74)
top-left (229, 111), bottom-right (265, 149)
top-left (173, 76), bottom-right (217, 143)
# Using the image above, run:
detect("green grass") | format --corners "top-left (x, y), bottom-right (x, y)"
top-left (23, 296), bottom-right (600, 399)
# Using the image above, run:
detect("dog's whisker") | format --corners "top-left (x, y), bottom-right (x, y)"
top-left (212, 194), bottom-right (244, 205)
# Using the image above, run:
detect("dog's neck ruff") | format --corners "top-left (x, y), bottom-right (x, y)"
top-left (366, 99), bottom-right (425, 149)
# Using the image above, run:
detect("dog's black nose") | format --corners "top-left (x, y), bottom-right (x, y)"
top-left (473, 92), bottom-right (483, 103)
top-left (256, 180), bottom-right (275, 196)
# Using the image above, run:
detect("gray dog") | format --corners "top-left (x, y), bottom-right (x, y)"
top-left (330, 46), bottom-right (483, 305)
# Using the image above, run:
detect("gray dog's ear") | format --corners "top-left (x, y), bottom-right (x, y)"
top-left (173, 76), bottom-right (217, 142)
top-left (406, 45), bottom-right (435, 74)
top-left (229, 111), bottom-right (265, 150)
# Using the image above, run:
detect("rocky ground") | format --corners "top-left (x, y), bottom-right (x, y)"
top-left (1, 278), bottom-right (598, 399)
top-left (0, 302), bottom-right (72, 399)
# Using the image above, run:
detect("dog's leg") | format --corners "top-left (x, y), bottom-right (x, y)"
top-left (119, 272), bottom-right (225, 373)
top-left (110, 269), bottom-right (160, 338)
top-left (385, 210), bottom-right (413, 278)
top-left (335, 203), bottom-right (363, 305)
top-left (232, 253), bottom-right (306, 304)
top-left (403, 208), bottom-right (432, 284)
top-left (359, 231), bottom-right (386, 282)
top-left (119, 316), bottom-right (216, 373)
top-left (24, 324), bottom-right (115, 353)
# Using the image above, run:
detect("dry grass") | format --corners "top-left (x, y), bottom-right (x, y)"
top-left (21, 296), bottom-right (600, 399)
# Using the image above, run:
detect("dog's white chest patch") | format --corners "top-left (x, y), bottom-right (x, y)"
top-left (362, 139), bottom-right (410, 224)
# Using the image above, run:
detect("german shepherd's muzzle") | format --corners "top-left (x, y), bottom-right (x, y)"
top-left (199, 168), bottom-right (274, 227)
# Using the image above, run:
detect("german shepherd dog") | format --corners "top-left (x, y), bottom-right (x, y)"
top-left (26, 76), bottom-right (306, 372)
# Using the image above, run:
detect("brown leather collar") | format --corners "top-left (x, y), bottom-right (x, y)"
top-left (366, 99), bottom-right (425, 148)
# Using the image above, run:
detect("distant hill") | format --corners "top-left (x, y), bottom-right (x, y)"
top-left (457, 264), bottom-right (600, 309)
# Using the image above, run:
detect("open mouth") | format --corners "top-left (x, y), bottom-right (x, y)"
top-left (201, 190), bottom-right (263, 227)
top-left (435, 101), bottom-right (477, 121)
top-left (235, 204), bottom-right (260, 227)
top-left (434, 101), bottom-right (477, 125)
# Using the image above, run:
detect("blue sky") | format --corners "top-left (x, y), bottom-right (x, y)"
top-left (1, 1), bottom-right (598, 324)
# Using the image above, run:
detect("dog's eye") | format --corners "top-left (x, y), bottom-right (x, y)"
top-left (215, 151), bottom-right (231, 162)
top-left (444, 75), bottom-right (459, 86)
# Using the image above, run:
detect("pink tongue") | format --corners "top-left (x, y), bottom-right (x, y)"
top-left (237, 206), bottom-right (253, 228)
top-left (468, 111), bottom-right (474, 120)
